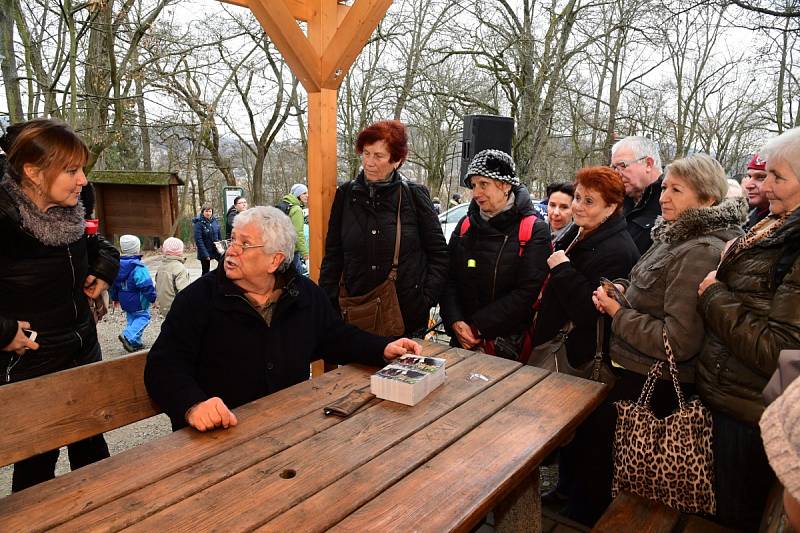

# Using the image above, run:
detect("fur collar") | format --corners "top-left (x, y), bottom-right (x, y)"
top-left (1, 175), bottom-right (85, 246)
top-left (651, 196), bottom-right (747, 244)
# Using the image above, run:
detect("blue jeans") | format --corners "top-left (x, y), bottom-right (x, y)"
top-left (292, 251), bottom-right (308, 276)
top-left (123, 309), bottom-right (150, 348)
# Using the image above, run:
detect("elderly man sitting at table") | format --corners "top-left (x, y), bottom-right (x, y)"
top-left (145, 206), bottom-right (420, 431)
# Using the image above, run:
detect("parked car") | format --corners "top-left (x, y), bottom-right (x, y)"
top-left (439, 203), bottom-right (469, 243)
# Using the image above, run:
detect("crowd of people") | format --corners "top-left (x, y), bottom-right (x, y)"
top-left (1, 117), bottom-right (799, 533)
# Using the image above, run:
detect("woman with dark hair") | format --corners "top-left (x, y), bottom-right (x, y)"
top-left (440, 149), bottom-right (550, 359)
top-left (533, 166), bottom-right (639, 525)
top-left (546, 181), bottom-right (575, 242)
top-left (319, 120), bottom-right (448, 337)
top-left (193, 204), bottom-right (221, 275)
top-left (0, 118), bottom-right (120, 491)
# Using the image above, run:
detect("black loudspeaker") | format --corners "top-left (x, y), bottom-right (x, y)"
top-left (460, 114), bottom-right (515, 180)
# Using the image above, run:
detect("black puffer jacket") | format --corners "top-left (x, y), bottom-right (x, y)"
top-left (697, 209), bottom-right (800, 425)
top-left (533, 214), bottom-right (640, 367)
top-left (440, 186), bottom-right (549, 342)
top-left (319, 171), bottom-right (449, 336)
top-left (0, 183), bottom-right (120, 383)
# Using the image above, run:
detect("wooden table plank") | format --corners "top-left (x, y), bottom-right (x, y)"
top-left (258, 364), bottom-right (550, 532)
top-left (121, 353), bottom-right (521, 532)
top-left (330, 372), bottom-right (607, 533)
top-left (0, 365), bottom-right (371, 531)
top-left (54, 347), bottom-right (473, 532)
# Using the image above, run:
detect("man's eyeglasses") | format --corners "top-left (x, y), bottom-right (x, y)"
top-left (215, 239), bottom-right (268, 254)
top-left (610, 156), bottom-right (647, 171)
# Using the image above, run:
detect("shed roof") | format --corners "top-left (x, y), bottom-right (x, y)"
top-left (89, 170), bottom-right (184, 186)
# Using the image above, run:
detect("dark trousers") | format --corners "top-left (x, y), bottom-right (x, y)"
top-left (200, 257), bottom-right (211, 274)
top-left (559, 368), bottom-right (695, 526)
top-left (9, 341), bottom-right (111, 492)
top-left (12, 434), bottom-right (110, 492)
top-left (711, 409), bottom-right (774, 532)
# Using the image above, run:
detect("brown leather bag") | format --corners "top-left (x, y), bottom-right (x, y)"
top-left (338, 188), bottom-right (405, 336)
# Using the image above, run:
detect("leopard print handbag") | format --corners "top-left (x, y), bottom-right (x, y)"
top-left (611, 328), bottom-right (716, 515)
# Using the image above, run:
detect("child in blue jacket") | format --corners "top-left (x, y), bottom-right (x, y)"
top-left (111, 235), bottom-right (157, 352)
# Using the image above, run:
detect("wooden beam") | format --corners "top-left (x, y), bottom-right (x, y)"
top-left (320, 0), bottom-right (392, 89)
top-left (306, 1), bottom-right (339, 283)
top-left (306, 89), bottom-right (337, 283)
top-left (217, 0), bottom-right (349, 25)
top-left (245, 0), bottom-right (321, 93)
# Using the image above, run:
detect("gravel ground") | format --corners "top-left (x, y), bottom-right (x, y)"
top-left (0, 254), bottom-right (213, 497)
top-left (0, 254), bottom-right (559, 499)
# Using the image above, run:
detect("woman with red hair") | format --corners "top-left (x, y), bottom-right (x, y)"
top-left (319, 120), bottom-right (448, 336)
top-left (532, 166), bottom-right (639, 524)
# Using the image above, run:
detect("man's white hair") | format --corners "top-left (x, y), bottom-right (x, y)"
top-left (233, 206), bottom-right (296, 268)
top-left (612, 136), bottom-right (662, 173)
top-left (763, 126), bottom-right (800, 179)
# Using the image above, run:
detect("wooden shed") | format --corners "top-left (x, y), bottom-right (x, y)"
top-left (88, 170), bottom-right (184, 241)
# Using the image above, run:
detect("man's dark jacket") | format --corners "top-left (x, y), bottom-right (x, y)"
top-left (440, 185), bottom-right (550, 342)
top-left (0, 185), bottom-right (119, 382)
top-left (225, 206), bottom-right (238, 237)
top-left (318, 171), bottom-right (449, 336)
top-left (623, 177), bottom-right (662, 254)
top-left (533, 215), bottom-right (640, 367)
top-left (144, 266), bottom-right (391, 430)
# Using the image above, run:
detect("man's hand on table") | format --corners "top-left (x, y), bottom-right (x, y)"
top-left (384, 338), bottom-right (422, 360)
top-left (186, 397), bottom-right (238, 432)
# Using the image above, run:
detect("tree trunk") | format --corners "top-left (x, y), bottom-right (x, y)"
top-left (0, 0), bottom-right (23, 123)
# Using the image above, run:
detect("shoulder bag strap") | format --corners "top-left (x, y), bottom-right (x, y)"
top-left (388, 183), bottom-right (402, 281)
top-left (662, 328), bottom-right (687, 410)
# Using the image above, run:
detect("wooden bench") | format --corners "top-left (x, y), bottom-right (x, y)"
top-left (0, 351), bottom-right (160, 468)
top-left (592, 488), bottom-right (787, 533)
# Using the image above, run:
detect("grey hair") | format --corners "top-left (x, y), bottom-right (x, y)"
top-left (233, 206), bottom-right (296, 268)
top-left (666, 153), bottom-right (728, 204)
top-left (612, 136), bottom-right (662, 173)
top-left (763, 126), bottom-right (800, 179)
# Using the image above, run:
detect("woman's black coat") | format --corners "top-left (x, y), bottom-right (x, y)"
top-left (319, 171), bottom-right (449, 336)
top-left (533, 214), bottom-right (640, 367)
top-left (0, 186), bottom-right (120, 382)
top-left (440, 185), bottom-right (550, 343)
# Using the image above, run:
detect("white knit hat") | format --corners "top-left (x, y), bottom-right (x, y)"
top-left (760, 376), bottom-right (800, 502)
top-left (291, 183), bottom-right (308, 198)
top-left (120, 234), bottom-right (141, 256)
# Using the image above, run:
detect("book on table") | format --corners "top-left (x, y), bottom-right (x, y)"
top-left (370, 355), bottom-right (447, 406)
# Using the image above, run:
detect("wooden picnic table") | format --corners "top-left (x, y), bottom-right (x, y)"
top-left (0, 341), bottom-right (606, 532)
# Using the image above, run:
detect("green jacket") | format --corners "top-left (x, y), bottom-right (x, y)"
top-left (697, 208), bottom-right (800, 425)
top-left (281, 194), bottom-right (308, 258)
top-left (611, 198), bottom-right (745, 383)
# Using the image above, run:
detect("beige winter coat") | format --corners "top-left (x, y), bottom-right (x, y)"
top-left (155, 255), bottom-right (191, 316)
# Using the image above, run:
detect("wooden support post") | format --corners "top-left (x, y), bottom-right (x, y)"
top-left (306, 0), bottom-right (338, 283)
top-left (306, 89), bottom-right (338, 282)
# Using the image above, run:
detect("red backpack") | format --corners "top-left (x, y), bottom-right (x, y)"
top-left (458, 214), bottom-right (543, 359)
top-left (458, 214), bottom-right (538, 257)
